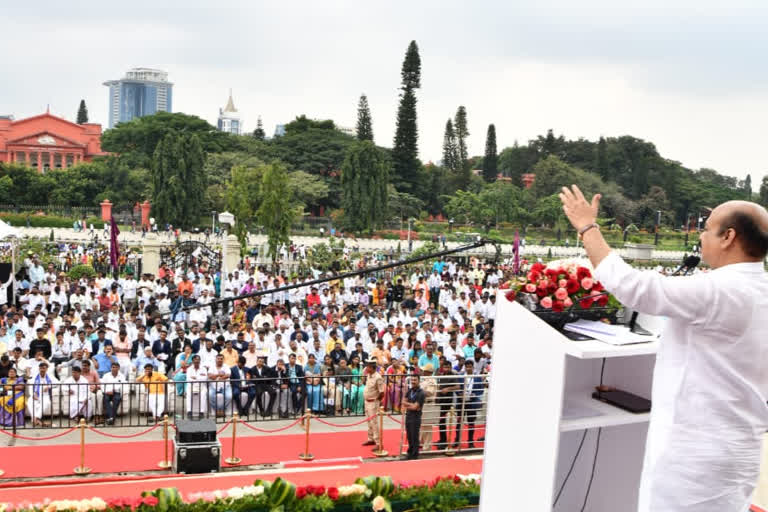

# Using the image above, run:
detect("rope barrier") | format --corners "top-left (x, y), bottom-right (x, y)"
top-left (239, 417), bottom-right (303, 434)
top-left (386, 414), bottom-right (403, 425)
top-left (87, 423), bottom-right (161, 439)
top-left (216, 421), bottom-right (232, 435)
top-left (0, 426), bottom-right (77, 441)
top-left (312, 414), bottom-right (377, 428)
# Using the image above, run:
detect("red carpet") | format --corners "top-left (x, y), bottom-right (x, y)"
top-left (0, 425), bottom-right (484, 480)
top-left (0, 457), bottom-right (484, 505)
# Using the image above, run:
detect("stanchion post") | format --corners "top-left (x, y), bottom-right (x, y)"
top-left (445, 408), bottom-right (456, 456)
top-left (157, 414), bottom-right (172, 469)
top-left (73, 418), bottom-right (91, 475)
top-left (225, 413), bottom-right (241, 465)
top-left (298, 410), bottom-right (314, 461)
top-left (373, 406), bottom-right (388, 457)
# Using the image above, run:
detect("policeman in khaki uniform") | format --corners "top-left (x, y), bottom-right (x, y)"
top-left (362, 359), bottom-right (384, 447)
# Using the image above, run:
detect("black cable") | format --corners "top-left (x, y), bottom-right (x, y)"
top-left (552, 429), bottom-right (588, 508)
top-left (580, 427), bottom-right (602, 512)
top-left (181, 238), bottom-right (501, 311)
top-left (599, 358), bottom-right (606, 387)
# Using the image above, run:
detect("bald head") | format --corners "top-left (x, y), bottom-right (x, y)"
top-left (703, 201), bottom-right (768, 265)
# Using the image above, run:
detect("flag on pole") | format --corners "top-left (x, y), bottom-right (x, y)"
top-left (109, 216), bottom-right (120, 271)
top-left (513, 230), bottom-right (520, 275)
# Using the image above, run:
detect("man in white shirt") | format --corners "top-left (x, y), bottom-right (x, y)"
top-left (28, 361), bottom-right (57, 426)
top-left (185, 355), bottom-right (208, 418)
top-left (120, 273), bottom-right (138, 312)
top-left (101, 362), bottom-right (126, 425)
top-left (560, 186), bottom-right (768, 512)
top-left (207, 353), bottom-right (232, 417)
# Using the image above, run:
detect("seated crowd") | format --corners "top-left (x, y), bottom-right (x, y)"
top-left (0, 254), bottom-right (498, 428)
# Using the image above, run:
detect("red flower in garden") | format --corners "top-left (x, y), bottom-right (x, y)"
top-left (531, 262), bottom-right (545, 273)
top-left (296, 487), bottom-right (308, 499)
top-left (327, 487), bottom-right (340, 500)
top-left (577, 267), bottom-right (592, 280)
top-left (141, 496), bottom-right (159, 507)
top-left (453, 475), bottom-right (462, 484)
top-left (565, 279), bottom-right (580, 294)
top-left (552, 300), bottom-right (565, 313)
top-left (313, 485), bottom-right (325, 497)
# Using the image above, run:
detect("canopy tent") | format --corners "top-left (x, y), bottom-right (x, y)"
top-left (0, 219), bottom-right (20, 240)
top-left (0, 219), bottom-right (20, 305)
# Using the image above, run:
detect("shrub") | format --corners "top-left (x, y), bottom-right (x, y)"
top-left (69, 264), bottom-right (96, 280)
top-left (0, 213), bottom-right (106, 229)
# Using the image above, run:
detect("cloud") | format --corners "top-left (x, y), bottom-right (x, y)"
top-left (1, 0), bottom-right (766, 184)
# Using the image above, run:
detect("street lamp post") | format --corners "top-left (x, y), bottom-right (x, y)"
top-left (448, 218), bottom-right (454, 233)
top-left (407, 218), bottom-right (413, 252)
top-left (654, 210), bottom-right (661, 246)
top-left (211, 211), bottom-right (216, 233)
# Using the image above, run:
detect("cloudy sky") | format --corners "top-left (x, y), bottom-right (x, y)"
top-left (3, 1), bottom-right (767, 184)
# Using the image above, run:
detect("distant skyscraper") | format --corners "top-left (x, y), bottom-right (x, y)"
top-left (274, 124), bottom-right (286, 137)
top-left (217, 90), bottom-right (241, 135)
top-left (103, 68), bottom-right (173, 128)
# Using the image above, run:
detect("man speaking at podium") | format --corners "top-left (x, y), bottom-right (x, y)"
top-left (559, 185), bottom-right (768, 512)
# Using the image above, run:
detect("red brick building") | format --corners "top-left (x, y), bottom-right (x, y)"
top-left (0, 111), bottom-right (106, 171)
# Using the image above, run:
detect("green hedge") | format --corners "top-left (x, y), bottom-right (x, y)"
top-left (0, 213), bottom-right (106, 229)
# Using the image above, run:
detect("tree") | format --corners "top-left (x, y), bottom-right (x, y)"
top-left (454, 106), bottom-right (470, 189)
top-left (760, 176), bottom-right (768, 207)
top-left (744, 173), bottom-right (752, 199)
top-left (257, 162), bottom-right (301, 262)
top-left (442, 119), bottom-right (458, 174)
top-left (76, 100), bottom-right (88, 124)
top-left (252, 117), bottom-right (265, 141)
top-left (341, 141), bottom-right (390, 233)
top-left (483, 124), bottom-right (498, 182)
top-left (226, 164), bottom-right (263, 255)
top-left (392, 41), bottom-right (422, 193)
top-left (287, 170), bottom-right (330, 208)
top-left (149, 132), bottom-right (205, 228)
top-left (356, 94), bottom-right (374, 142)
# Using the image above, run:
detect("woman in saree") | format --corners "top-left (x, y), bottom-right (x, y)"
top-left (172, 345), bottom-right (195, 396)
top-left (0, 368), bottom-right (26, 427)
top-left (384, 361), bottom-right (407, 413)
top-left (347, 355), bottom-right (365, 415)
top-left (305, 373), bottom-right (325, 415)
top-left (323, 367), bottom-right (338, 416)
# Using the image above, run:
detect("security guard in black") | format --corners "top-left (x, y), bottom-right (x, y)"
top-left (402, 374), bottom-right (426, 460)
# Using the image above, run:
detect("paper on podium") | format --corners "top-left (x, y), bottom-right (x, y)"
top-left (563, 319), bottom-right (658, 346)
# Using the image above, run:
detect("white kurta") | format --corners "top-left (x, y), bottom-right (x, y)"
top-left (595, 253), bottom-right (768, 512)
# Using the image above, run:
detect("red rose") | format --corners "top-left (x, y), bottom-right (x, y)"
top-left (546, 281), bottom-right (557, 294)
top-left (505, 290), bottom-right (517, 302)
top-left (314, 485), bottom-right (325, 497)
top-left (535, 286), bottom-right (547, 298)
top-left (592, 282), bottom-right (604, 292)
top-left (596, 294), bottom-right (609, 307)
top-left (296, 487), bottom-right (308, 499)
top-left (499, 281), bottom-right (509, 290)
top-left (531, 262), bottom-right (545, 273)
top-left (327, 487), bottom-right (339, 500)
top-left (453, 475), bottom-right (461, 484)
top-left (552, 300), bottom-right (565, 313)
top-left (565, 279), bottom-right (580, 294)
top-left (526, 270), bottom-right (541, 282)
top-left (141, 496), bottom-right (159, 506)
top-left (579, 296), bottom-right (594, 309)
top-left (577, 267), bottom-right (591, 280)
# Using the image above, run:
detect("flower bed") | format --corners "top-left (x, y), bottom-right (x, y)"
top-left (2, 474), bottom-right (481, 512)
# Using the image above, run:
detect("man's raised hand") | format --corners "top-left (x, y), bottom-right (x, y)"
top-left (558, 185), bottom-right (601, 231)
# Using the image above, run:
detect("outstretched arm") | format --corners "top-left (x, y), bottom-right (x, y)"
top-left (558, 185), bottom-right (611, 268)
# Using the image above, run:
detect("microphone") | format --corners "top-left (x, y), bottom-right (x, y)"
top-left (671, 255), bottom-right (700, 276)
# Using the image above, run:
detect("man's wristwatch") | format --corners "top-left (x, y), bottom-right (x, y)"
top-left (578, 223), bottom-right (600, 239)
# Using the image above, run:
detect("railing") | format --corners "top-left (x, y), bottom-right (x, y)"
top-left (1, 373), bottom-right (488, 440)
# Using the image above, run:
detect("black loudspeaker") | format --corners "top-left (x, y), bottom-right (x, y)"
top-left (172, 439), bottom-right (221, 474)
top-left (175, 418), bottom-right (217, 443)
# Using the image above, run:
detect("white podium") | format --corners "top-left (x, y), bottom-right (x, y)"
top-left (480, 298), bottom-right (659, 512)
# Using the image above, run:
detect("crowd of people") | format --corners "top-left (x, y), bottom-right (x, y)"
top-left (0, 249), bottom-right (499, 455)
